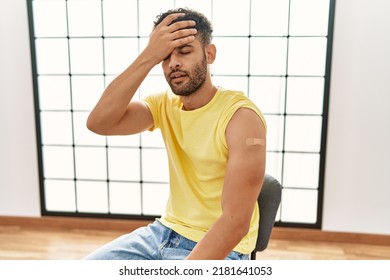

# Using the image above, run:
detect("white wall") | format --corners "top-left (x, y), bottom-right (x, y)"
top-left (0, 0), bottom-right (40, 217)
top-left (0, 0), bottom-right (389, 235)
top-left (322, 0), bottom-right (390, 235)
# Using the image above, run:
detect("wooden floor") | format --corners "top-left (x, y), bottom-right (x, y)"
top-left (1, 217), bottom-right (390, 260)
top-left (256, 239), bottom-right (390, 260)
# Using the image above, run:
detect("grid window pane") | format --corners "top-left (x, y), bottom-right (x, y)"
top-left (284, 116), bottom-right (322, 152)
top-left (38, 76), bottom-right (71, 110)
top-left (102, 0), bottom-right (138, 36)
top-left (75, 147), bottom-right (107, 180)
top-left (251, 0), bottom-right (289, 36)
top-left (142, 183), bottom-right (169, 216)
top-left (32, 0), bottom-right (67, 37)
top-left (44, 179), bottom-right (76, 212)
top-left (108, 148), bottom-right (141, 181)
top-left (109, 182), bottom-right (142, 215)
top-left (71, 75), bottom-right (105, 111)
top-left (283, 153), bottom-right (320, 189)
top-left (250, 37), bottom-right (288, 75)
top-left (289, 0), bottom-right (330, 36)
top-left (76, 181), bottom-right (108, 213)
top-left (249, 77), bottom-right (286, 114)
top-left (212, 38), bottom-right (249, 75)
top-left (286, 77), bottom-right (324, 114)
top-left (213, 0), bottom-right (250, 36)
top-left (67, 0), bottom-right (102, 37)
top-left (35, 39), bottom-right (69, 74)
top-left (104, 38), bottom-right (139, 75)
top-left (288, 37), bottom-right (328, 76)
top-left (281, 189), bottom-right (318, 223)
top-left (40, 112), bottom-right (73, 145)
top-left (69, 38), bottom-right (103, 74)
top-left (42, 146), bottom-right (74, 179)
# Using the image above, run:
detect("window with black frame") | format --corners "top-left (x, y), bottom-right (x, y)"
top-left (27, 0), bottom-right (335, 228)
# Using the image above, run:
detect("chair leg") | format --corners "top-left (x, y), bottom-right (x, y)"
top-left (250, 251), bottom-right (256, 260)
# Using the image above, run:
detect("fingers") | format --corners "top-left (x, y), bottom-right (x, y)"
top-left (157, 13), bottom-right (197, 47)
top-left (167, 19), bottom-right (197, 32)
top-left (162, 13), bottom-right (186, 25)
top-left (170, 27), bottom-right (197, 41)
top-left (167, 19), bottom-right (197, 44)
top-left (172, 34), bottom-right (196, 47)
top-left (159, 13), bottom-right (197, 34)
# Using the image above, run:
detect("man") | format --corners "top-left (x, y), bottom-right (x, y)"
top-left (85, 8), bottom-right (266, 260)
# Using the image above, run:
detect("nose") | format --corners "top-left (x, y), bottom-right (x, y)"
top-left (168, 54), bottom-right (181, 70)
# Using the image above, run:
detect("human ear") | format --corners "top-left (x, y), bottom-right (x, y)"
top-left (205, 44), bottom-right (216, 64)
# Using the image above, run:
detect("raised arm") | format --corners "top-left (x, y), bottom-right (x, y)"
top-left (86, 13), bottom-right (197, 135)
top-left (186, 108), bottom-right (266, 259)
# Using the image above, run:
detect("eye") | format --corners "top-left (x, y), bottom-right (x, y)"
top-left (179, 46), bottom-right (193, 55)
top-left (180, 50), bottom-right (191, 55)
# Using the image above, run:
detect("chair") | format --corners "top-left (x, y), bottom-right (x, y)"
top-left (250, 174), bottom-right (282, 260)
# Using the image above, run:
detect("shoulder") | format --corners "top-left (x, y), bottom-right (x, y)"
top-left (227, 107), bottom-right (266, 138)
top-left (216, 87), bottom-right (266, 132)
top-left (216, 87), bottom-right (247, 102)
top-left (217, 88), bottom-right (260, 113)
top-left (144, 89), bottom-right (181, 107)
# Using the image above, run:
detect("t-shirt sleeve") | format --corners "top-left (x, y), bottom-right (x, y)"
top-left (143, 93), bottom-right (162, 131)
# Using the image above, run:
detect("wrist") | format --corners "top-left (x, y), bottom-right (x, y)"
top-left (139, 48), bottom-right (162, 67)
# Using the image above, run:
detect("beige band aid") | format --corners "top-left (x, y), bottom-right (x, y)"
top-left (246, 138), bottom-right (265, 146)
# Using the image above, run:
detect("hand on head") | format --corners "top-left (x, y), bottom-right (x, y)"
top-left (145, 13), bottom-right (197, 65)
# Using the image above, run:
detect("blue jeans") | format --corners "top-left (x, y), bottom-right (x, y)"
top-left (84, 220), bottom-right (249, 260)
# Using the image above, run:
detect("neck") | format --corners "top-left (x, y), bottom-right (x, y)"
top-left (180, 79), bottom-right (218, 111)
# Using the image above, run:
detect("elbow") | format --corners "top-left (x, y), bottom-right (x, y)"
top-left (86, 114), bottom-right (105, 135)
top-left (235, 221), bottom-right (251, 240)
top-left (229, 222), bottom-right (250, 245)
top-left (86, 116), bottom-right (94, 132)
top-left (86, 115), bottom-right (97, 132)
top-left (223, 214), bottom-right (251, 241)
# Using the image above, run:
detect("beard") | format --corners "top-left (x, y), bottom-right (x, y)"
top-left (165, 55), bottom-right (208, 96)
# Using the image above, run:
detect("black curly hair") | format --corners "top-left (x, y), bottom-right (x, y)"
top-left (153, 8), bottom-right (213, 46)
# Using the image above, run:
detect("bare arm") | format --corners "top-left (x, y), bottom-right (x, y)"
top-left (186, 108), bottom-right (266, 260)
top-left (86, 13), bottom-right (197, 135)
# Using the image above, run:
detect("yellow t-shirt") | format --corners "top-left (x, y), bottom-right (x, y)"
top-left (144, 87), bottom-right (266, 254)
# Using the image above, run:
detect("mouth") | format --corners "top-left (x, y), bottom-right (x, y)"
top-left (170, 71), bottom-right (187, 83)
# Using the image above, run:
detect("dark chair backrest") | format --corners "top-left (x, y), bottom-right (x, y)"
top-left (251, 174), bottom-right (282, 259)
